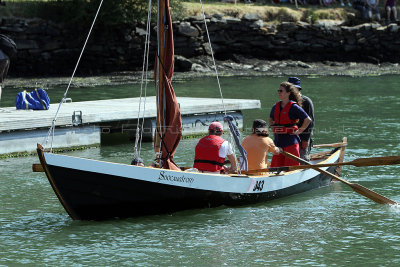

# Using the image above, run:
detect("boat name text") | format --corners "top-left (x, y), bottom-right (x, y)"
top-left (158, 171), bottom-right (194, 185)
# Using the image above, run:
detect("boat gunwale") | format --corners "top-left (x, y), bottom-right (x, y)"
top-left (41, 147), bottom-right (341, 194)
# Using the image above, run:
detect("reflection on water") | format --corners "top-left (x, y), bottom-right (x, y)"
top-left (1, 75), bottom-right (400, 265)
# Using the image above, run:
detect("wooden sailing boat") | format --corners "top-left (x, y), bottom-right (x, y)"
top-left (35, 0), bottom-right (350, 220)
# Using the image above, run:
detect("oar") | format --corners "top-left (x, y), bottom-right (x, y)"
top-left (290, 156), bottom-right (400, 169)
top-left (244, 155), bottom-right (400, 174)
top-left (281, 151), bottom-right (398, 205)
top-left (313, 142), bottom-right (347, 148)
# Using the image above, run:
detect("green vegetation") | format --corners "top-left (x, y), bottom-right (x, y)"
top-left (0, 144), bottom-right (100, 159)
top-left (0, 1), bottom-right (351, 25)
top-left (0, 0), bottom-right (181, 26)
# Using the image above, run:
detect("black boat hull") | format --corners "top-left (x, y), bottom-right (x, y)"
top-left (45, 164), bottom-right (335, 220)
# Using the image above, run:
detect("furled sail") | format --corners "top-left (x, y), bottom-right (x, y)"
top-left (154, 0), bottom-right (182, 170)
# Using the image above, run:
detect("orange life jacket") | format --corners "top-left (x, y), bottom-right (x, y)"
top-left (193, 135), bottom-right (226, 172)
top-left (272, 101), bottom-right (299, 134)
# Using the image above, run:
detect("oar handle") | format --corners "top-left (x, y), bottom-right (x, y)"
top-left (291, 162), bottom-right (351, 169)
top-left (32, 163), bottom-right (44, 172)
top-left (288, 155), bottom-right (400, 169)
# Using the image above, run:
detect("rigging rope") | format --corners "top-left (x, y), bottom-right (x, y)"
top-left (134, 0), bottom-right (153, 159)
top-left (42, 0), bottom-right (105, 151)
top-left (154, 0), bottom-right (162, 161)
top-left (199, 0), bottom-right (227, 116)
top-left (199, 0), bottom-right (240, 172)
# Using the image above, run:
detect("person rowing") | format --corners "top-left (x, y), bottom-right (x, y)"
top-left (241, 119), bottom-right (280, 172)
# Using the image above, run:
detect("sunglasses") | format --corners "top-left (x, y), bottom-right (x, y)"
top-left (277, 89), bottom-right (285, 93)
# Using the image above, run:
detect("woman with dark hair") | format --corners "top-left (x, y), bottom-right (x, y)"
top-left (241, 119), bottom-right (280, 171)
top-left (269, 82), bottom-right (312, 167)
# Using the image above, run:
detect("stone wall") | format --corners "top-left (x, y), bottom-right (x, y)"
top-left (1, 15), bottom-right (400, 76)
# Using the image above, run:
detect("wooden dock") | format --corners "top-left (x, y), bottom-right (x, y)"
top-left (0, 97), bottom-right (260, 155)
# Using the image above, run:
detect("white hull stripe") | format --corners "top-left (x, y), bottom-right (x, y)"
top-left (44, 151), bottom-right (340, 194)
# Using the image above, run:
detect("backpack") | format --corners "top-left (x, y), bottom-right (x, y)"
top-left (15, 88), bottom-right (50, 110)
top-left (0, 34), bottom-right (17, 58)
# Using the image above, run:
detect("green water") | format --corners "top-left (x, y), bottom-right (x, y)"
top-left (1, 75), bottom-right (400, 265)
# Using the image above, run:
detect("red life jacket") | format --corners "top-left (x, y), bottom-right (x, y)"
top-left (272, 101), bottom-right (299, 134)
top-left (193, 135), bottom-right (226, 172)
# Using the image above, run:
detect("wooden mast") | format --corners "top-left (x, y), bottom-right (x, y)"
top-left (153, 0), bottom-right (181, 170)
top-left (154, 0), bottom-right (166, 167)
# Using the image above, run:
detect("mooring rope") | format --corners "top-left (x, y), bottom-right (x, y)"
top-left (42, 0), bottom-right (105, 151)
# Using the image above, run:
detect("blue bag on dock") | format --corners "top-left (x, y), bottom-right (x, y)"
top-left (15, 88), bottom-right (50, 110)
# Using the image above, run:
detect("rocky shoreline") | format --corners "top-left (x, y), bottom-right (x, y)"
top-left (5, 58), bottom-right (400, 88)
top-left (2, 14), bottom-right (400, 84)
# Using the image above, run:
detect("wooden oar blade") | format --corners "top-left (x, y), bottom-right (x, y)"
top-left (352, 156), bottom-right (400, 167)
top-left (281, 150), bottom-right (398, 205)
top-left (32, 163), bottom-right (44, 172)
top-left (350, 183), bottom-right (397, 205)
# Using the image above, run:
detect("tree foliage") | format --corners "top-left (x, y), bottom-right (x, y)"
top-left (0, 0), bottom-right (185, 26)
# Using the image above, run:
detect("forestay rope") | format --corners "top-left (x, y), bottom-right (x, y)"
top-left (42, 0), bottom-right (105, 151)
top-left (199, 0), bottom-right (226, 116)
top-left (199, 0), bottom-right (244, 172)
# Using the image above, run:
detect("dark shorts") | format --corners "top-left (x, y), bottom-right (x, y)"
top-left (386, 0), bottom-right (395, 8)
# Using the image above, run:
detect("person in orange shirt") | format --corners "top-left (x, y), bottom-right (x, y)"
top-left (241, 119), bottom-right (281, 171)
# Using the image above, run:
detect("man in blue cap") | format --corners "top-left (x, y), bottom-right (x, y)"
top-left (288, 77), bottom-right (314, 161)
